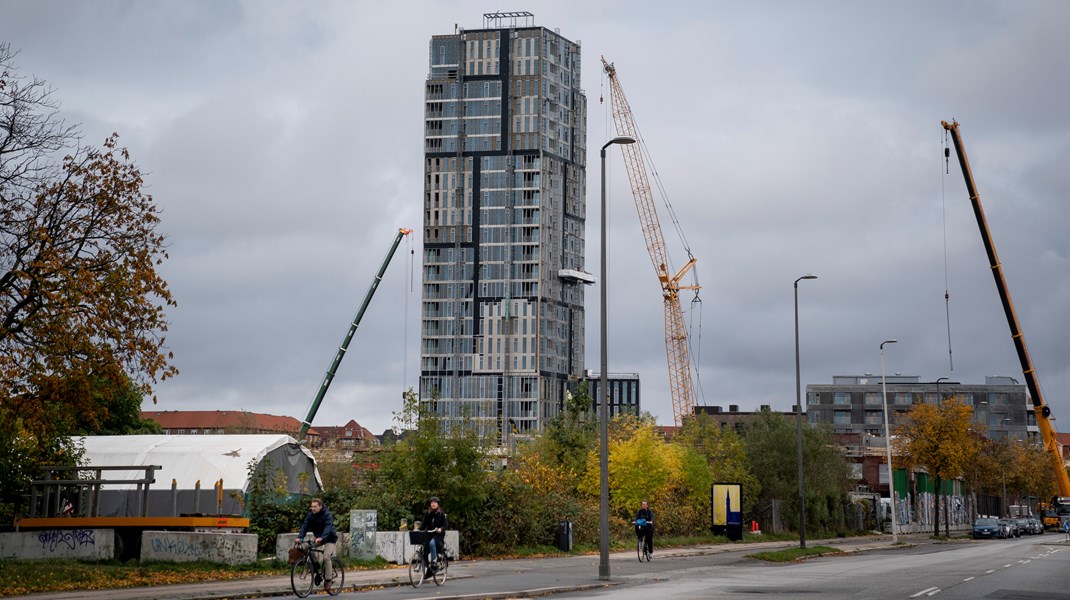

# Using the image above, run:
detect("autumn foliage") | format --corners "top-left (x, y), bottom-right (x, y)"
top-left (1, 43), bottom-right (175, 519)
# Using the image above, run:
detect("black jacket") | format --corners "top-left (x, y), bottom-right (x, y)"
top-left (299, 505), bottom-right (338, 544)
top-left (421, 508), bottom-right (447, 537)
top-left (635, 507), bottom-right (654, 524)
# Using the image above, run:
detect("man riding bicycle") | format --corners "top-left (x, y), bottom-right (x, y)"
top-left (634, 500), bottom-right (654, 556)
top-left (420, 497), bottom-right (447, 573)
top-left (296, 498), bottom-right (338, 593)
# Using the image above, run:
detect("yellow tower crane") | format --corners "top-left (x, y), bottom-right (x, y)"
top-left (602, 57), bottom-right (700, 426)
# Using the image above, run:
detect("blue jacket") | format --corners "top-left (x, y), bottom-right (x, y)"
top-left (299, 505), bottom-right (338, 544)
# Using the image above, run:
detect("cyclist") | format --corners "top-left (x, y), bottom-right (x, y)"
top-left (634, 500), bottom-right (654, 556)
top-left (297, 498), bottom-right (338, 592)
top-left (420, 496), bottom-right (448, 573)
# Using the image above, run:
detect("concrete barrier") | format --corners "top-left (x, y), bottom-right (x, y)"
top-left (376, 530), bottom-right (459, 565)
top-left (140, 531), bottom-right (257, 565)
top-left (274, 530), bottom-right (457, 565)
top-left (0, 529), bottom-right (115, 561)
top-left (275, 532), bottom-right (351, 562)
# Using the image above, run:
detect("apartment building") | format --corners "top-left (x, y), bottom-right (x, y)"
top-left (420, 12), bottom-right (588, 444)
top-left (806, 375), bottom-right (1035, 441)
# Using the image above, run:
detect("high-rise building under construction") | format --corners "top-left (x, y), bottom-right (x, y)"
top-left (420, 12), bottom-right (588, 444)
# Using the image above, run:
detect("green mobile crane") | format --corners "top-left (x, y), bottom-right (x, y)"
top-left (298, 227), bottom-right (413, 439)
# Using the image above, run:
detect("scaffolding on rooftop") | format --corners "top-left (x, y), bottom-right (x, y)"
top-left (483, 11), bottom-right (535, 29)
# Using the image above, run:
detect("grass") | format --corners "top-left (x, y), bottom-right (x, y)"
top-left (745, 545), bottom-right (842, 562)
top-left (0, 556), bottom-right (392, 597)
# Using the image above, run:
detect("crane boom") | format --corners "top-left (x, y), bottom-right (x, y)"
top-left (298, 227), bottom-right (413, 439)
top-left (941, 120), bottom-right (1070, 496)
top-left (602, 57), bottom-right (700, 426)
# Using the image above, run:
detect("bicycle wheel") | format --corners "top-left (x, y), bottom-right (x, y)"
top-left (636, 536), bottom-right (643, 562)
top-left (644, 544), bottom-right (652, 562)
top-left (408, 553), bottom-right (425, 587)
top-left (326, 556), bottom-right (344, 596)
top-left (432, 554), bottom-right (448, 585)
top-left (290, 557), bottom-right (315, 598)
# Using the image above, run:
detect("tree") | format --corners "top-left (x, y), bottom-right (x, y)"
top-left (0, 44), bottom-right (175, 520)
top-left (365, 389), bottom-right (489, 554)
top-left (674, 413), bottom-right (760, 517)
top-left (896, 396), bottom-right (979, 536)
top-left (744, 409), bottom-right (851, 534)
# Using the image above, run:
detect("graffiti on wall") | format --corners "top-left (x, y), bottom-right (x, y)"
top-left (150, 536), bottom-right (204, 558)
top-left (38, 529), bottom-right (95, 552)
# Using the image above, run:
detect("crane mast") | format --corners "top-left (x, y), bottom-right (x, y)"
top-left (602, 57), bottom-right (699, 426)
top-left (941, 120), bottom-right (1070, 496)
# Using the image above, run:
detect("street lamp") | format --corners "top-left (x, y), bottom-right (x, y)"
top-left (1000, 418), bottom-right (1012, 516)
top-left (880, 339), bottom-right (898, 544)
top-left (936, 377), bottom-right (949, 402)
top-left (793, 274), bottom-right (817, 548)
top-left (599, 134), bottom-right (635, 581)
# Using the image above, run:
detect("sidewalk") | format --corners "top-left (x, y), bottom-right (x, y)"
top-left (19, 533), bottom-right (918, 600)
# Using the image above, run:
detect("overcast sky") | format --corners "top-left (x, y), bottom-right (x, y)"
top-left (4, 1), bottom-right (1069, 435)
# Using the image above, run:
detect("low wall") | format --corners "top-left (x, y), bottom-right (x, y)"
top-left (376, 531), bottom-right (459, 565)
top-left (140, 531), bottom-right (257, 565)
top-left (275, 532), bottom-right (351, 562)
top-left (0, 529), bottom-right (115, 561)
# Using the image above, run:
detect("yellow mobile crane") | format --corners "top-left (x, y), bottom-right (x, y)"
top-left (942, 121), bottom-right (1070, 511)
top-left (602, 57), bottom-right (700, 426)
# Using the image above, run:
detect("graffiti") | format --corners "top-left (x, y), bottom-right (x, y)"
top-left (150, 536), bottom-right (204, 558)
top-left (38, 529), bottom-right (95, 552)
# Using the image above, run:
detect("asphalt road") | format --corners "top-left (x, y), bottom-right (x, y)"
top-left (539, 535), bottom-right (1070, 600)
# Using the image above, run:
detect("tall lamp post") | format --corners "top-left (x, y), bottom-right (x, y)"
top-left (793, 274), bottom-right (817, 548)
top-left (935, 376), bottom-right (949, 402)
top-left (880, 339), bottom-right (898, 544)
top-left (599, 135), bottom-right (635, 580)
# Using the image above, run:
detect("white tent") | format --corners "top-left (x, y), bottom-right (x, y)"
top-left (78, 435), bottom-right (323, 517)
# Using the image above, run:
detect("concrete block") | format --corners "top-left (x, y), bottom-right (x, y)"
top-left (0, 529), bottom-right (115, 561)
top-left (375, 530), bottom-right (459, 565)
top-left (276, 532), bottom-right (350, 562)
top-left (140, 531), bottom-right (257, 565)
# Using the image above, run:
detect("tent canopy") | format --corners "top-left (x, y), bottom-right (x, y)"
top-left (75, 435), bottom-right (322, 517)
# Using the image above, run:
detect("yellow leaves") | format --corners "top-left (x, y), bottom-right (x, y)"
top-left (896, 396), bottom-right (979, 479)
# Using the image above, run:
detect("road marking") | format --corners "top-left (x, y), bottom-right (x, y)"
top-left (1003, 564), bottom-right (1013, 568)
top-left (985, 570), bottom-right (995, 574)
top-left (911, 587), bottom-right (940, 597)
top-left (963, 577), bottom-right (974, 582)
top-left (1022, 559), bottom-right (1031, 564)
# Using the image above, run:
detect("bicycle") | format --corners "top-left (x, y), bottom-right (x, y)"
top-left (290, 542), bottom-right (344, 597)
top-left (407, 530), bottom-right (448, 587)
top-left (634, 519), bottom-right (653, 562)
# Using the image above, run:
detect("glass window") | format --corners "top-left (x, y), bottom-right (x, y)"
top-left (834, 392), bottom-right (851, 405)
top-left (864, 392), bottom-right (881, 405)
top-left (895, 392), bottom-right (911, 406)
top-left (833, 411), bottom-right (852, 424)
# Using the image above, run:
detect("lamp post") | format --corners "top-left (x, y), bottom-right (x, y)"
top-left (880, 339), bottom-right (898, 544)
top-left (1000, 418), bottom-right (1012, 516)
top-left (599, 135), bottom-right (635, 580)
top-left (793, 274), bottom-right (817, 548)
top-left (936, 377), bottom-right (949, 403)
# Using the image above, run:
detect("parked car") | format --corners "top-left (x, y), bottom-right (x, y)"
top-left (972, 517), bottom-right (1002, 539)
top-left (1026, 517), bottom-right (1045, 534)
top-left (1015, 517), bottom-right (1032, 535)
top-left (999, 518), bottom-right (1020, 538)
